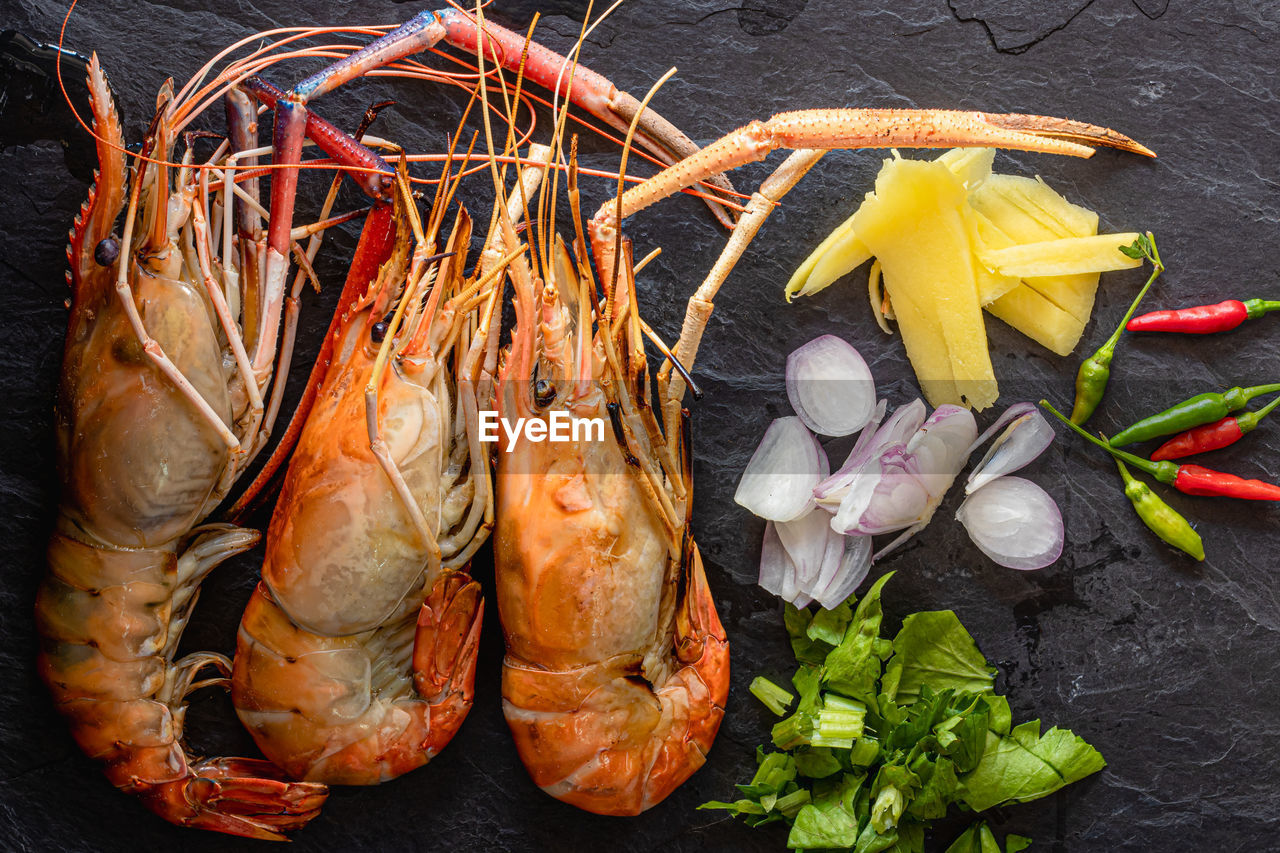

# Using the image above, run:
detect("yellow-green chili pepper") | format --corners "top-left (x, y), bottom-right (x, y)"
top-left (1114, 457), bottom-right (1205, 560)
top-left (1070, 233), bottom-right (1163, 425)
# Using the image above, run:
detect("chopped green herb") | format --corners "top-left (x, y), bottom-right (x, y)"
top-left (890, 610), bottom-right (996, 703)
top-left (703, 575), bottom-right (1104, 850)
top-left (959, 720), bottom-right (1106, 812)
top-left (944, 821), bottom-right (1033, 853)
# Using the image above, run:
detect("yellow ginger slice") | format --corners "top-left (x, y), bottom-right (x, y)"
top-left (981, 232), bottom-right (1143, 278)
top-left (852, 157), bottom-right (997, 410)
top-left (881, 269), bottom-right (957, 405)
top-left (987, 285), bottom-right (1085, 357)
top-left (786, 217), bottom-right (871, 300)
top-left (970, 173), bottom-right (1101, 323)
top-left (934, 147), bottom-right (997, 190)
top-left (786, 148), bottom-right (995, 300)
top-left (970, 173), bottom-right (1097, 240)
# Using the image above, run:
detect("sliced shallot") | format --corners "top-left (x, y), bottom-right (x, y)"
top-left (966, 411), bottom-right (1055, 494)
top-left (956, 477), bottom-right (1063, 570)
top-left (757, 522), bottom-right (790, 596)
top-left (735, 416), bottom-right (829, 522)
top-left (759, 522), bottom-right (811, 607)
top-left (965, 401), bottom-right (1037, 456)
top-left (815, 398), bottom-right (922, 506)
top-left (786, 335), bottom-right (877, 437)
top-left (776, 507), bottom-right (840, 595)
top-left (813, 534), bottom-right (873, 610)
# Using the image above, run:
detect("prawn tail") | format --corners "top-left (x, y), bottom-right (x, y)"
top-left (36, 528), bottom-right (326, 840)
top-left (136, 756), bottom-right (327, 841)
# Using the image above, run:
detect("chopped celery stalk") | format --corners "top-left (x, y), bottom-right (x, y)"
top-left (772, 712), bottom-right (815, 750)
top-left (774, 788), bottom-right (812, 818)
top-left (822, 694), bottom-right (866, 712)
top-left (750, 676), bottom-right (796, 717)
top-left (809, 733), bottom-right (856, 749)
top-left (848, 737), bottom-right (881, 767)
top-left (817, 694), bottom-right (867, 741)
top-left (872, 785), bottom-right (907, 832)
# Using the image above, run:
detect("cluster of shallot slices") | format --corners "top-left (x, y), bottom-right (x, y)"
top-left (736, 335), bottom-right (1064, 609)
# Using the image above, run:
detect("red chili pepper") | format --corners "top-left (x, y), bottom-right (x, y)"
top-left (1150, 394), bottom-right (1280, 461)
top-left (1151, 418), bottom-right (1244, 460)
top-left (1174, 465), bottom-right (1280, 500)
top-left (1127, 298), bottom-right (1280, 334)
top-left (1042, 400), bottom-right (1280, 501)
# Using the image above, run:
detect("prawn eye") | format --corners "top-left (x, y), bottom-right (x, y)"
top-left (371, 311), bottom-right (395, 343)
top-left (94, 236), bottom-right (120, 266)
top-left (534, 378), bottom-right (556, 408)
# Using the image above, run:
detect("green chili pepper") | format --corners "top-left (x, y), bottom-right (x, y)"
top-left (1044, 399), bottom-right (1280, 500)
top-left (1070, 233), bottom-right (1163, 425)
top-left (1109, 382), bottom-right (1280, 446)
top-left (1114, 458), bottom-right (1205, 560)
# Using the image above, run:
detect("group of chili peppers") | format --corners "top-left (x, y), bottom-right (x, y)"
top-left (1043, 233), bottom-right (1280, 561)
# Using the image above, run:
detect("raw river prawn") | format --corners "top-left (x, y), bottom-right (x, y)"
top-left (33, 55), bottom-right (331, 840)
top-left (35, 5), bottom-right (733, 838)
top-left (230, 153), bottom-right (548, 784)
top-left (488, 71), bottom-right (1152, 814)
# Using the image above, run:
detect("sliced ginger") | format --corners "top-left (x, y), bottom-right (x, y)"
top-left (981, 233), bottom-right (1143, 278)
top-left (788, 149), bottom-right (1141, 404)
top-left (850, 158), bottom-right (998, 410)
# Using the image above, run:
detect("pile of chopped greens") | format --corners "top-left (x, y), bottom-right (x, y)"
top-left (701, 574), bottom-right (1104, 851)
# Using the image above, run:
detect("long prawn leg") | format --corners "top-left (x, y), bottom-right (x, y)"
top-left (589, 107), bottom-right (1154, 253)
top-left (227, 94), bottom-right (402, 521)
top-left (658, 148), bottom-right (824, 454)
top-left (249, 7), bottom-right (735, 225)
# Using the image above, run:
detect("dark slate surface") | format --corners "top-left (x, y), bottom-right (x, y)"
top-left (1, 1), bottom-right (1278, 850)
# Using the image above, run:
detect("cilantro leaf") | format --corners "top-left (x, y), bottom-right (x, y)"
top-left (882, 821), bottom-right (925, 853)
top-left (960, 720), bottom-right (1106, 811)
top-left (986, 694), bottom-right (1012, 737)
top-left (889, 611), bottom-right (996, 703)
top-left (787, 773), bottom-right (866, 849)
top-left (905, 756), bottom-right (957, 820)
top-left (786, 603), bottom-right (833, 664)
top-left (796, 747), bottom-right (844, 779)
top-left (824, 572), bottom-right (895, 703)
top-left (944, 822), bottom-right (1033, 853)
top-left (939, 696), bottom-right (991, 773)
top-left (808, 598), bottom-right (855, 646)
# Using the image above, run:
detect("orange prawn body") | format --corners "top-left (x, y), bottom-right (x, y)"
top-left (492, 201), bottom-right (729, 815)
top-left (231, 185), bottom-right (496, 786)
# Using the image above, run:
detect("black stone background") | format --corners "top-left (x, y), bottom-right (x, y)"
top-left (2, 1), bottom-right (1278, 850)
